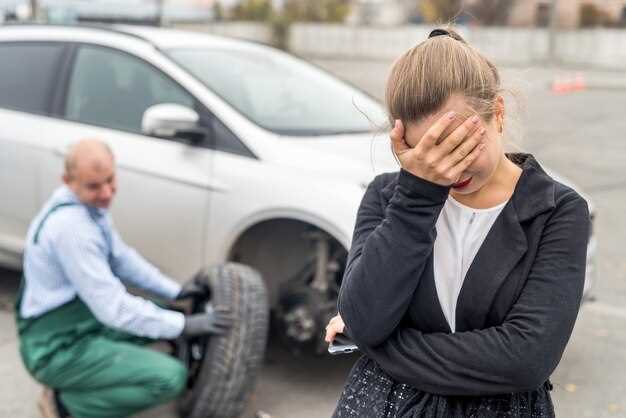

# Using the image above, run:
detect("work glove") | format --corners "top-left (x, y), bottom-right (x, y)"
top-left (182, 305), bottom-right (233, 337)
top-left (176, 279), bottom-right (208, 300)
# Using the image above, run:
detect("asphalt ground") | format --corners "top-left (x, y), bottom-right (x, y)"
top-left (1, 61), bottom-right (625, 418)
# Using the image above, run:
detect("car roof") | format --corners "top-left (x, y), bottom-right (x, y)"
top-left (116, 24), bottom-right (253, 50)
top-left (0, 23), bottom-right (266, 52)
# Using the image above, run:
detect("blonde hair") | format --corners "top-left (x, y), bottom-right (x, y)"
top-left (386, 29), bottom-right (501, 126)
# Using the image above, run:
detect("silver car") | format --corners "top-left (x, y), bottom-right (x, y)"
top-left (0, 24), bottom-right (596, 353)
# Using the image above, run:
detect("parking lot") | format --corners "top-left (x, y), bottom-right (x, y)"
top-left (1, 59), bottom-right (626, 418)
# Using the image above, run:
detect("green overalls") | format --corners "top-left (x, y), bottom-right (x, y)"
top-left (15, 203), bottom-right (187, 418)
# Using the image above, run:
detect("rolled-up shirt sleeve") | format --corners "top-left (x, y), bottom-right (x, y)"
top-left (54, 222), bottom-right (185, 339)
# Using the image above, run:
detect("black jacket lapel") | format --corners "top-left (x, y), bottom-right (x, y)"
top-left (454, 153), bottom-right (556, 332)
top-left (454, 201), bottom-right (527, 332)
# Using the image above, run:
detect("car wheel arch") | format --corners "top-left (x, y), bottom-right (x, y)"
top-left (224, 215), bottom-right (349, 309)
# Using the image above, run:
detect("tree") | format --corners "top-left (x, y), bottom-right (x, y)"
top-left (226, 0), bottom-right (351, 51)
top-left (231, 0), bottom-right (273, 21)
top-left (419, 0), bottom-right (463, 23)
top-left (30, 0), bottom-right (39, 20)
top-left (213, 1), bottom-right (224, 21)
top-left (468, 0), bottom-right (515, 26)
top-left (579, 3), bottom-right (611, 28)
top-left (283, 0), bottom-right (351, 23)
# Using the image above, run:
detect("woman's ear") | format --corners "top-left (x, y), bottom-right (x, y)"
top-left (495, 96), bottom-right (505, 133)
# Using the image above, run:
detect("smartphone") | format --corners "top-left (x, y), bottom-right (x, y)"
top-left (328, 333), bottom-right (359, 355)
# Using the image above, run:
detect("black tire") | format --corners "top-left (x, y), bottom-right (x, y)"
top-left (178, 263), bottom-right (269, 418)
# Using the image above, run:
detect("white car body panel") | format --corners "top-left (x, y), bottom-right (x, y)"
top-left (0, 25), bottom-right (597, 301)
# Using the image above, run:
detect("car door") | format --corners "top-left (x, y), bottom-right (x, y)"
top-left (36, 43), bottom-right (215, 280)
top-left (0, 41), bottom-right (67, 268)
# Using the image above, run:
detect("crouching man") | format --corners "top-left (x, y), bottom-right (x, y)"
top-left (15, 139), bottom-right (231, 418)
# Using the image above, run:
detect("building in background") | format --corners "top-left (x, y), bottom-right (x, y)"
top-left (345, 0), bottom-right (626, 28)
top-left (0, 0), bottom-right (216, 23)
top-left (471, 0), bottom-right (626, 28)
top-left (4, 0), bottom-right (626, 28)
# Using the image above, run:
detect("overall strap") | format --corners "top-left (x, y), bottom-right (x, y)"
top-left (16, 202), bottom-right (80, 320)
top-left (33, 202), bottom-right (79, 244)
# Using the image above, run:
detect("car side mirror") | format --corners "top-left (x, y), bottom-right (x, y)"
top-left (142, 103), bottom-right (206, 143)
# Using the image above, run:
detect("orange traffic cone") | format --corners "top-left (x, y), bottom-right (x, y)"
top-left (551, 76), bottom-right (568, 94)
top-left (573, 72), bottom-right (587, 92)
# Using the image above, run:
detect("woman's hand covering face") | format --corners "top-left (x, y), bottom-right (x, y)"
top-left (391, 113), bottom-right (486, 186)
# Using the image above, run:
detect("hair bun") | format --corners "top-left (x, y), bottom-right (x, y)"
top-left (428, 29), bottom-right (450, 38)
top-left (428, 28), bottom-right (466, 43)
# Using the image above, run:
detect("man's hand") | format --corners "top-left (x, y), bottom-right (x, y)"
top-left (182, 306), bottom-right (233, 337)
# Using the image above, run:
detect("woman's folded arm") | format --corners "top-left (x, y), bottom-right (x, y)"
top-left (339, 170), bottom-right (449, 347)
top-left (359, 194), bottom-right (590, 396)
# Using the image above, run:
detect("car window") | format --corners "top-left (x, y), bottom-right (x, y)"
top-left (210, 115), bottom-right (254, 158)
top-left (0, 43), bottom-right (65, 114)
top-left (167, 46), bottom-right (387, 137)
top-left (65, 45), bottom-right (195, 134)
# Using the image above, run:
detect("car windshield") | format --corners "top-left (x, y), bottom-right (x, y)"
top-left (166, 46), bottom-right (387, 136)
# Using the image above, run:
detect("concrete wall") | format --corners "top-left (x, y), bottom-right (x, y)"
top-left (555, 29), bottom-right (626, 68)
top-left (174, 22), bottom-right (626, 70)
top-left (288, 25), bottom-right (550, 66)
top-left (291, 24), bottom-right (626, 70)
top-left (174, 21), bottom-right (273, 43)
top-left (346, 0), bottom-right (416, 26)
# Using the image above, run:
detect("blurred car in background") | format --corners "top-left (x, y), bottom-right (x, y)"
top-left (0, 24), bottom-right (596, 353)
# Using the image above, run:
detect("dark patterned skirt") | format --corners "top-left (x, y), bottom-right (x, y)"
top-left (332, 356), bottom-right (555, 418)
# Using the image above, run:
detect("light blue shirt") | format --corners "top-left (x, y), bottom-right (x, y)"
top-left (21, 186), bottom-right (185, 339)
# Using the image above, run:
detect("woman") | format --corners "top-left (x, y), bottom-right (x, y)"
top-left (325, 29), bottom-right (590, 417)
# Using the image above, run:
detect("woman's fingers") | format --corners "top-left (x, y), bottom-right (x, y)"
top-left (434, 114), bottom-right (481, 158)
top-left (325, 327), bottom-right (337, 343)
top-left (440, 125), bottom-right (486, 170)
top-left (325, 323), bottom-right (339, 342)
top-left (417, 111), bottom-right (458, 151)
top-left (324, 314), bottom-right (345, 342)
top-left (389, 112), bottom-right (485, 186)
top-left (450, 141), bottom-right (486, 180)
top-left (390, 119), bottom-right (409, 157)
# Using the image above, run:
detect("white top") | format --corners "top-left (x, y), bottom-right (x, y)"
top-left (434, 195), bottom-right (508, 332)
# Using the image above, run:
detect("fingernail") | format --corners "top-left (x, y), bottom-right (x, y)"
top-left (448, 111), bottom-right (456, 119)
top-left (480, 128), bottom-right (486, 135)
top-left (472, 115), bottom-right (480, 123)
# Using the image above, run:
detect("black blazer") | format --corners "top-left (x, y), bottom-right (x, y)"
top-left (338, 153), bottom-right (590, 396)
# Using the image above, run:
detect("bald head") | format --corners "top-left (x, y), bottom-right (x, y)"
top-left (64, 139), bottom-right (114, 179)
top-left (63, 139), bottom-right (117, 209)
